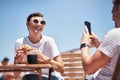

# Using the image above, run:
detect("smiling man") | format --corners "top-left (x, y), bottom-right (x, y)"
top-left (14, 12), bottom-right (64, 80)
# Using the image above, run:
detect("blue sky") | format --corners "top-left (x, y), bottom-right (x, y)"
top-left (0, 0), bottom-right (113, 63)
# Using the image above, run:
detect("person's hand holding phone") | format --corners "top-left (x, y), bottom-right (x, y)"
top-left (82, 21), bottom-right (100, 48)
top-left (81, 25), bottom-right (91, 44)
top-left (80, 21), bottom-right (92, 49)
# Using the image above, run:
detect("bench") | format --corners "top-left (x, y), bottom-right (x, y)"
top-left (61, 51), bottom-right (86, 80)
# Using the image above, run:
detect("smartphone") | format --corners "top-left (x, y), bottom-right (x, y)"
top-left (84, 21), bottom-right (92, 35)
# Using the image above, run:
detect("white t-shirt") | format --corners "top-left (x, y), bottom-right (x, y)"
top-left (95, 28), bottom-right (120, 80)
top-left (14, 35), bottom-right (63, 79)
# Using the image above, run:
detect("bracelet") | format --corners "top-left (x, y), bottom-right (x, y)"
top-left (80, 43), bottom-right (90, 49)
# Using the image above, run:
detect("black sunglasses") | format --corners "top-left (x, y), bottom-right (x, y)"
top-left (33, 19), bottom-right (46, 25)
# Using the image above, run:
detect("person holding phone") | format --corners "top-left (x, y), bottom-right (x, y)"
top-left (80, 0), bottom-right (120, 80)
top-left (14, 12), bottom-right (64, 80)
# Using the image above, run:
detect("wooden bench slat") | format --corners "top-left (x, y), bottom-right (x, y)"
top-left (61, 52), bottom-right (86, 80)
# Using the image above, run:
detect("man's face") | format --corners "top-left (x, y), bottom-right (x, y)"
top-left (112, 5), bottom-right (120, 27)
top-left (27, 16), bottom-right (46, 35)
top-left (2, 61), bottom-right (8, 65)
top-left (112, 0), bottom-right (116, 4)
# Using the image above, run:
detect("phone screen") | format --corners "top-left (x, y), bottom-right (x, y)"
top-left (84, 21), bottom-right (92, 35)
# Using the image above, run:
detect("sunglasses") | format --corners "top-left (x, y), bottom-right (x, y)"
top-left (33, 19), bottom-right (46, 25)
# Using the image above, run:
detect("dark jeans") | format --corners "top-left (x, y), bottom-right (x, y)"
top-left (0, 76), bottom-right (3, 80)
top-left (22, 74), bottom-right (59, 80)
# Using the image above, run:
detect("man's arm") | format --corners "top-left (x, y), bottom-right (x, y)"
top-left (81, 47), bottom-right (111, 74)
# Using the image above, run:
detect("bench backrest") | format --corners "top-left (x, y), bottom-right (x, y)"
top-left (61, 52), bottom-right (86, 80)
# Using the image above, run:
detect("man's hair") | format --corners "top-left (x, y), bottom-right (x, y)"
top-left (113, 0), bottom-right (120, 9)
top-left (27, 12), bottom-right (43, 22)
top-left (2, 57), bottom-right (9, 62)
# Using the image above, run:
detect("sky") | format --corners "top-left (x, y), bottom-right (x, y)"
top-left (0, 0), bottom-right (113, 63)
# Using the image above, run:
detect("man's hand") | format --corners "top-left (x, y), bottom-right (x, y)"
top-left (15, 45), bottom-right (33, 64)
top-left (90, 33), bottom-right (100, 48)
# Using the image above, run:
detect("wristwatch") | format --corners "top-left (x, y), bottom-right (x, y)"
top-left (80, 43), bottom-right (90, 49)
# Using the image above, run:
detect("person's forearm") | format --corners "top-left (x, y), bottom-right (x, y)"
top-left (38, 58), bottom-right (64, 74)
top-left (49, 59), bottom-right (64, 74)
top-left (81, 47), bottom-right (91, 64)
top-left (81, 46), bottom-right (94, 74)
